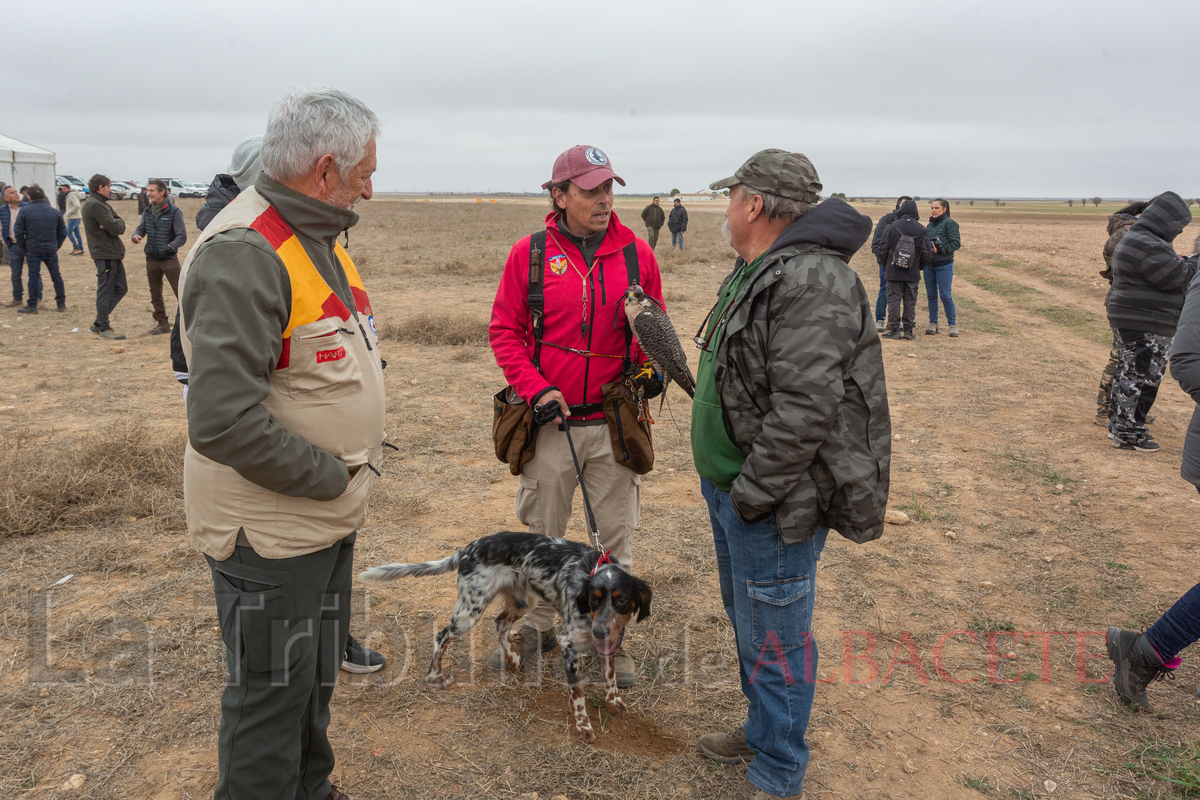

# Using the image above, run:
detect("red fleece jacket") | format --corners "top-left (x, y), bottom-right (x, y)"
top-left (490, 211), bottom-right (663, 420)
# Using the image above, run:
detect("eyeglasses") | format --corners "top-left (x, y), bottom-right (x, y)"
top-left (693, 299), bottom-right (733, 353)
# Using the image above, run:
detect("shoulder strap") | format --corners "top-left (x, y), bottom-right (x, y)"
top-left (528, 230), bottom-right (547, 369)
top-left (621, 242), bottom-right (639, 365)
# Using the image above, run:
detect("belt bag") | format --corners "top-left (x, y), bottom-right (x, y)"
top-left (493, 385), bottom-right (537, 476)
top-left (601, 378), bottom-right (654, 475)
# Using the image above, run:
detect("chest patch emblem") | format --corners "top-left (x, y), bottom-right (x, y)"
top-left (548, 255), bottom-right (568, 276)
top-left (317, 346), bottom-right (347, 364)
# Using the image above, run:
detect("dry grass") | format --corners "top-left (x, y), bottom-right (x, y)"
top-left (0, 419), bottom-right (185, 537)
top-left (379, 312), bottom-right (490, 346)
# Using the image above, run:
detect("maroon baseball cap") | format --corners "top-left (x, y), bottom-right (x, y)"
top-left (541, 145), bottom-right (626, 191)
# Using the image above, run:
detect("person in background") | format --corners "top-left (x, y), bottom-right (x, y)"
top-left (870, 197), bottom-right (911, 332)
top-left (873, 198), bottom-right (932, 340)
top-left (924, 198), bottom-right (961, 336)
top-left (196, 135), bottom-right (263, 230)
top-left (136, 185), bottom-right (150, 216)
top-left (64, 187), bottom-right (85, 255)
top-left (1106, 191), bottom-right (1197, 452)
top-left (2, 187), bottom-right (25, 306)
top-left (1095, 201), bottom-right (1150, 426)
top-left (668, 196), bottom-right (688, 250)
top-left (1106, 261), bottom-right (1200, 706)
top-left (132, 179), bottom-right (187, 335)
top-left (80, 174), bottom-right (128, 340)
top-left (18, 186), bottom-right (30, 204)
top-left (640, 195), bottom-right (665, 250)
top-left (57, 184), bottom-right (69, 214)
top-left (13, 185), bottom-right (67, 313)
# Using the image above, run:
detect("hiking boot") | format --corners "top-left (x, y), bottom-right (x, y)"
top-left (1113, 434), bottom-right (1159, 452)
top-left (948, 325), bottom-right (959, 337)
top-left (614, 649), bottom-right (637, 688)
top-left (7, 298), bottom-right (21, 307)
top-left (875, 319), bottom-right (886, 332)
top-left (698, 729), bottom-right (755, 765)
top-left (98, 328), bottom-right (126, 340)
top-left (341, 634), bottom-right (386, 674)
top-left (725, 777), bottom-right (802, 800)
top-left (488, 625), bottom-right (558, 671)
top-left (903, 329), bottom-right (914, 340)
top-left (56, 304), bottom-right (67, 312)
top-left (17, 304), bottom-right (37, 314)
top-left (149, 324), bottom-right (170, 335)
top-left (88, 323), bottom-right (101, 334)
top-left (325, 786), bottom-right (360, 800)
top-left (1093, 409), bottom-right (1109, 427)
top-left (1106, 626), bottom-right (1176, 708)
top-left (882, 329), bottom-right (904, 340)
top-left (925, 323), bottom-right (938, 335)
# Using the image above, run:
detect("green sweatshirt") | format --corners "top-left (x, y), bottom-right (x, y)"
top-left (691, 255), bottom-right (762, 490)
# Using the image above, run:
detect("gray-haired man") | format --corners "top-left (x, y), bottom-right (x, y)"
top-left (692, 150), bottom-right (891, 800)
top-left (180, 85), bottom-right (383, 800)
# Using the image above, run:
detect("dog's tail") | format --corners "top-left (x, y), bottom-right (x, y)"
top-left (358, 552), bottom-right (461, 583)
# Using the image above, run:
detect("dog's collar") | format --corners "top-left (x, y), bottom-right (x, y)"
top-left (590, 549), bottom-right (614, 576)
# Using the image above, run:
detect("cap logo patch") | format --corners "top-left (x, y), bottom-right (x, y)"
top-left (548, 255), bottom-right (568, 276)
top-left (584, 147), bottom-right (608, 166)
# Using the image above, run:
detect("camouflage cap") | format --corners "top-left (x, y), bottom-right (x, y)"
top-left (709, 149), bottom-right (822, 203)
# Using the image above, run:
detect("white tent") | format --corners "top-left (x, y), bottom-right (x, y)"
top-left (0, 134), bottom-right (56, 192)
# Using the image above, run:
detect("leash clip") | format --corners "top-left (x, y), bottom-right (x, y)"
top-left (590, 549), bottom-right (613, 576)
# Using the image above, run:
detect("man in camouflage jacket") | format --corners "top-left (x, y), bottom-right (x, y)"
top-left (691, 150), bottom-right (891, 800)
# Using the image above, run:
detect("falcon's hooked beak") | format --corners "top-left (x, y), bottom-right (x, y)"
top-left (624, 285), bottom-right (647, 304)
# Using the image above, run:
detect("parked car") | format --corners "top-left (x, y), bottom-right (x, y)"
top-left (156, 178), bottom-right (202, 198)
top-left (110, 182), bottom-right (139, 200)
top-left (188, 182), bottom-right (210, 197)
top-left (56, 175), bottom-right (88, 194)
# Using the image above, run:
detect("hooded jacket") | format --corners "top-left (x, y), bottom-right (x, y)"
top-left (714, 197), bottom-right (891, 545)
top-left (196, 174), bottom-right (241, 231)
top-left (1100, 201), bottom-right (1148, 284)
top-left (1107, 191), bottom-right (1198, 337)
top-left (872, 199), bottom-right (933, 282)
top-left (490, 211), bottom-right (659, 419)
top-left (871, 210), bottom-right (897, 266)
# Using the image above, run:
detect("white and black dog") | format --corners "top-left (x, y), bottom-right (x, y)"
top-left (359, 531), bottom-right (652, 742)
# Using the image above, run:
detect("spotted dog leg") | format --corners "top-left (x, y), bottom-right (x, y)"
top-left (562, 643), bottom-right (594, 743)
top-left (494, 594), bottom-right (524, 671)
top-left (600, 654), bottom-right (627, 717)
top-left (427, 586), bottom-right (490, 689)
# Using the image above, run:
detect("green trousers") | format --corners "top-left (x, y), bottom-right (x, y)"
top-left (646, 226), bottom-right (660, 250)
top-left (207, 532), bottom-right (355, 800)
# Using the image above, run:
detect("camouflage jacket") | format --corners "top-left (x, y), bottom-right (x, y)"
top-left (713, 198), bottom-right (892, 545)
top-left (1100, 201), bottom-right (1148, 283)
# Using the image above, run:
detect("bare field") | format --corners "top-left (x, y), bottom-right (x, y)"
top-left (3, 196), bottom-right (1200, 798)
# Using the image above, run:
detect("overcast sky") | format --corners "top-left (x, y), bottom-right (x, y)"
top-left (7, 0), bottom-right (1199, 197)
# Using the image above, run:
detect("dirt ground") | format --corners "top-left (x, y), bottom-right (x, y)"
top-left (3, 194), bottom-right (1200, 799)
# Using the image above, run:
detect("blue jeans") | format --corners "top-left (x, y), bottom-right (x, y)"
top-left (66, 219), bottom-right (83, 250)
top-left (923, 260), bottom-right (956, 325)
top-left (25, 251), bottom-right (65, 307)
top-left (8, 242), bottom-right (24, 300)
top-left (875, 262), bottom-right (887, 321)
top-left (671, 230), bottom-right (684, 250)
top-left (701, 477), bottom-right (828, 797)
top-left (1147, 579), bottom-right (1200, 661)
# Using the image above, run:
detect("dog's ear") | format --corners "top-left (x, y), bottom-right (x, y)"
top-left (575, 583), bottom-right (592, 617)
top-left (631, 577), bottom-right (652, 622)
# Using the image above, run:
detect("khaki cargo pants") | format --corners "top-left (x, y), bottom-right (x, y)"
top-left (516, 421), bottom-right (641, 632)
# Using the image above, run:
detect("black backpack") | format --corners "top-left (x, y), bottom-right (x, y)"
top-left (889, 229), bottom-right (918, 271)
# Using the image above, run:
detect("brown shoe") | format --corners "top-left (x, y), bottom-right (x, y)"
top-left (488, 624), bottom-right (558, 670)
top-left (726, 777), bottom-right (802, 800)
top-left (7, 298), bottom-right (21, 307)
top-left (149, 325), bottom-right (170, 335)
top-left (614, 649), bottom-right (637, 688)
top-left (325, 786), bottom-right (360, 800)
top-left (698, 729), bottom-right (755, 764)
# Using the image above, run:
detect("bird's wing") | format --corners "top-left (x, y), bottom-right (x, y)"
top-left (632, 306), bottom-right (696, 399)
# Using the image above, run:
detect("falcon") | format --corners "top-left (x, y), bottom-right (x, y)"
top-left (623, 285), bottom-right (695, 399)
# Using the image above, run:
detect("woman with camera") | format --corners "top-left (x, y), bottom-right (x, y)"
top-left (924, 198), bottom-right (961, 336)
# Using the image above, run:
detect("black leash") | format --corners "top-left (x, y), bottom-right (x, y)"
top-left (533, 400), bottom-right (602, 550)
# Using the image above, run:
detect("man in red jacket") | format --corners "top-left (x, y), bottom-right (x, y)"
top-left (489, 145), bottom-right (663, 687)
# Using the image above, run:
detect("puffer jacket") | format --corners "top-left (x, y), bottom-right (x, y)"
top-left (134, 201), bottom-right (187, 260)
top-left (1100, 201), bottom-right (1149, 283)
top-left (714, 197), bottom-right (891, 544)
top-left (14, 199), bottom-right (66, 257)
top-left (872, 199), bottom-right (933, 282)
top-left (1173, 264), bottom-right (1200, 486)
top-left (1107, 191), bottom-right (1197, 337)
top-left (668, 204), bottom-right (688, 233)
top-left (196, 174), bottom-right (241, 231)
